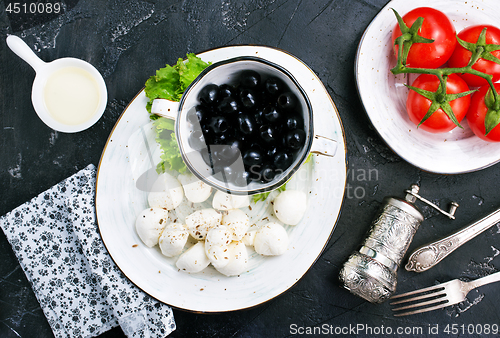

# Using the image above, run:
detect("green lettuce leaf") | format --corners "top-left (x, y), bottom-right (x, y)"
top-left (144, 53), bottom-right (210, 173)
top-left (178, 53), bottom-right (211, 91)
top-left (153, 118), bottom-right (187, 174)
top-left (145, 65), bottom-right (182, 102)
top-left (252, 183), bottom-right (287, 203)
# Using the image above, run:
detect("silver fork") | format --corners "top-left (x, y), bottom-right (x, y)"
top-left (390, 271), bottom-right (500, 316)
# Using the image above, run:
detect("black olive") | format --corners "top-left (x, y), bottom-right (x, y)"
top-left (263, 105), bottom-right (281, 123)
top-left (201, 125), bottom-right (212, 140)
top-left (188, 130), bottom-right (207, 150)
top-left (233, 131), bottom-right (247, 142)
top-left (217, 96), bottom-right (240, 115)
top-left (264, 77), bottom-right (283, 97)
top-left (259, 125), bottom-right (278, 144)
top-left (267, 146), bottom-right (278, 158)
top-left (218, 84), bottom-right (236, 99)
top-left (239, 88), bottom-right (259, 109)
top-left (218, 140), bottom-right (241, 164)
top-left (239, 70), bottom-right (261, 88)
top-left (211, 132), bottom-right (232, 145)
top-left (210, 149), bottom-right (223, 166)
top-left (242, 148), bottom-right (263, 167)
top-left (247, 165), bottom-right (263, 182)
top-left (274, 150), bottom-right (293, 170)
top-left (213, 165), bottom-right (239, 185)
top-left (233, 170), bottom-right (251, 187)
top-left (186, 105), bottom-right (207, 125)
top-left (259, 163), bottom-right (277, 183)
top-left (237, 113), bottom-right (257, 136)
top-left (211, 147), bottom-right (239, 173)
top-left (284, 114), bottom-right (304, 130)
top-left (207, 116), bottom-right (229, 135)
top-left (210, 153), bottom-right (226, 175)
top-left (227, 138), bottom-right (243, 152)
top-left (277, 92), bottom-right (297, 111)
top-left (198, 84), bottom-right (219, 106)
top-left (253, 108), bottom-right (265, 125)
top-left (247, 141), bottom-right (265, 153)
top-left (285, 129), bottom-right (306, 150)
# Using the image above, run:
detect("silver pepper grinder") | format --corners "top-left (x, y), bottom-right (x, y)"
top-left (339, 184), bottom-right (459, 303)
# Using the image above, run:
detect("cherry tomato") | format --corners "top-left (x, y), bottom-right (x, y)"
top-left (406, 74), bottom-right (471, 133)
top-left (448, 25), bottom-right (500, 87)
top-left (392, 7), bottom-right (456, 68)
top-left (467, 83), bottom-right (500, 142)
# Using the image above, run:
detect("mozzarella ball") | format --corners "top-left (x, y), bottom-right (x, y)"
top-left (158, 222), bottom-right (189, 257)
top-left (221, 209), bottom-right (250, 241)
top-left (205, 225), bottom-right (231, 269)
top-left (148, 172), bottom-right (184, 210)
top-left (185, 208), bottom-right (222, 240)
top-left (177, 173), bottom-right (212, 203)
top-left (254, 222), bottom-right (289, 256)
top-left (242, 231), bottom-right (256, 247)
top-left (273, 190), bottom-right (307, 225)
top-left (176, 241), bottom-right (210, 273)
top-left (215, 241), bottom-right (249, 276)
top-left (135, 207), bottom-right (169, 247)
top-left (212, 190), bottom-right (250, 211)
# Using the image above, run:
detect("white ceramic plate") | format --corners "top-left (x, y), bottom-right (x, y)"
top-left (356, 0), bottom-right (500, 174)
top-left (95, 46), bottom-right (347, 312)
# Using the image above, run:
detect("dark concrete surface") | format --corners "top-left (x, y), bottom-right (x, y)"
top-left (1, 0), bottom-right (500, 337)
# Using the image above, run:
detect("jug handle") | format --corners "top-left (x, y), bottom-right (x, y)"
top-left (151, 98), bottom-right (179, 120)
top-left (310, 135), bottom-right (337, 158)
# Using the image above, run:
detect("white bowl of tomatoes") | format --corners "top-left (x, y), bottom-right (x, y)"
top-left (356, 0), bottom-right (500, 174)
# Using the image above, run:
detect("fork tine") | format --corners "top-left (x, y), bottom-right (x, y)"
top-left (390, 285), bottom-right (445, 300)
top-left (393, 301), bottom-right (451, 317)
top-left (392, 293), bottom-right (447, 311)
top-left (390, 289), bottom-right (446, 305)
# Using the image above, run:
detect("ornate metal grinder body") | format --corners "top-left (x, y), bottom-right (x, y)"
top-left (339, 185), bottom-right (458, 303)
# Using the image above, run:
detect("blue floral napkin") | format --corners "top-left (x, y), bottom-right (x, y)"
top-left (0, 164), bottom-right (176, 338)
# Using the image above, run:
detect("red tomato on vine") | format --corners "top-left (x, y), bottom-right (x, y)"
top-left (391, 7), bottom-right (456, 69)
top-left (448, 25), bottom-right (500, 87)
top-left (467, 83), bottom-right (500, 142)
top-left (406, 74), bottom-right (472, 133)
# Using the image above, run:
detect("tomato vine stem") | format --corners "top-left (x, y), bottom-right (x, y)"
top-left (391, 57), bottom-right (499, 109)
